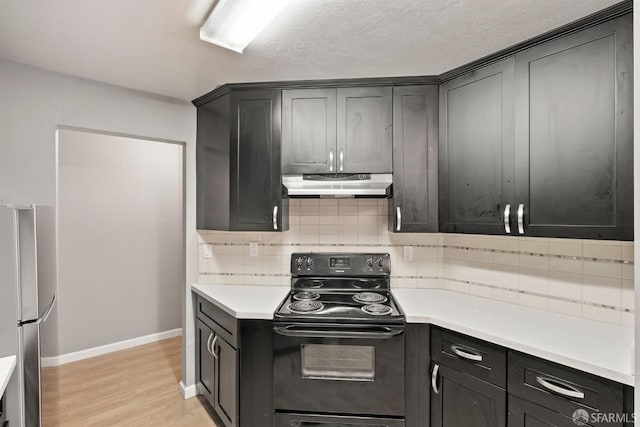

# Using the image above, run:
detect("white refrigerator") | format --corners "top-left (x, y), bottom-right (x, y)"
top-left (0, 206), bottom-right (57, 427)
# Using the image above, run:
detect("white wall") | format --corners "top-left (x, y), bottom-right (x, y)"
top-left (55, 129), bottom-right (183, 355)
top-left (0, 59), bottom-right (198, 390)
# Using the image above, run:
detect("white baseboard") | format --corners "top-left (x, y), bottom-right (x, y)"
top-left (179, 381), bottom-right (197, 399)
top-left (41, 328), bottom-right (182, 367)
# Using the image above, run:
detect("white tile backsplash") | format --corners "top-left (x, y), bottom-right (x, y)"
top-left (197, 199), bottom-right (634, 327)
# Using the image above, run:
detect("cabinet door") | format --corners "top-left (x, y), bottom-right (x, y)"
top-left (214, 336), bottom-right (238, 427)
top-left (431, 364), bottom-right (506, 427)
top-left (196, 320), bottom-right (216, 406)
top-left (439, 58), bottom-right (516, 235)
top-left (390, 85), bottom-right (439, 232)
top-left (514, 14), bottom-right (632, 240)
top-left (282, 89), bottom-right (337, 174)
top-left (337, 87), bottom-right (393, 173)
top-left (508, 395), bottom-right (592, 427)
top-left (230, 90), bottom-right (287, 231)
top-left (196, 94), bottom-right (231, 230)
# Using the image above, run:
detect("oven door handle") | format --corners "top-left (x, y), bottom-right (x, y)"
top-left (273, 325), bottom-right (404, 339)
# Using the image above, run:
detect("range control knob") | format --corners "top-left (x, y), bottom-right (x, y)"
top-left (366, 258), bottom-right (374, 268)
top-left (377, 258), bottom-right (384, 268)
top-left (306, 257), bottom-right (314, 268)
top-left (296, 257), bottom-right (304, 267)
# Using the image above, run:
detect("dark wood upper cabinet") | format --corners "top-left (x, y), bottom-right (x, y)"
top-left (196, 89), bottom-right (288, 231)
top-left (337, 87), bottom-right (393, 173)
top-left (438, 58), bottom-right (516, 235)
top-left (282, 86), bottom-right (392, 174)
top-left (514, 14), bottom-right (633, 240)
top-left (282, 89), bottom-right (337, 174)
top-left (390, 85), bottom-right (439, 232)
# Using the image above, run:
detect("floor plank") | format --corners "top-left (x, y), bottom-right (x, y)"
top-left (42, 337), bottom-right (222, 427)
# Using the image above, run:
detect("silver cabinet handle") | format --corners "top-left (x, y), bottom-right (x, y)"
top-left (431, 363), bottom-right (440, 394)
top-left (211, 335), bottom-right (219, 360)
top-left (329, 149), bottom-right (334, 172)
top-left (536, 376), bottom-right (584, 399)
top-left (450, 345), bottom-right (483, 362)
top-left (504, 204), bottom-right (511, 234)
top-left (273, 205), bottom-right (278, 231)
top-left (517, 203), bottom-right (525, 234)
top-left (396, 207), bottom-right (401, 231)
top-left (206, 333), bottom-right (214, 356)
top-left (339, 149), bottom-right (344, 172)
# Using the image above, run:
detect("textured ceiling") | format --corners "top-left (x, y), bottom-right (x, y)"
top-left (0, 0), bottom-right (622, 101)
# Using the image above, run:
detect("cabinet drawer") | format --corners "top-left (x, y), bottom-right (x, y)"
top-left (508, 394), bottom-right (593, 427)
top-left (508, 351), bottom-right (624, 423)
top-left (196, 296), bottom-right (238, 348)
top-left (431, 327), bottom-right (506, 388)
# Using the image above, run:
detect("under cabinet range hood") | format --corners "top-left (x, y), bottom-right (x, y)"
top-left (282, 173), bottom-right (393, 198)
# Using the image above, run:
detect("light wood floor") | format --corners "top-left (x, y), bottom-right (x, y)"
top-left (41, 337), bottom-right (223, 427)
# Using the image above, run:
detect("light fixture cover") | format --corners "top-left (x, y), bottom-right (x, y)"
top-left (200, 0), bottom-right (291, 53)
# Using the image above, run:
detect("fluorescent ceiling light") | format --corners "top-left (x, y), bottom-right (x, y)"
top-left (200, 0), bottom-right (291, 53)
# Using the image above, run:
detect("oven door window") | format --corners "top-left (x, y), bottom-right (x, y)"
top-left (301, 344), bottom-right (375, 381)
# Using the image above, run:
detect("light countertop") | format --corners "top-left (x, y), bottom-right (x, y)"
top-left (0, 355), bottom-right (16, 397)
top-left (192, 284), bottom-right (290, 319)
top-left (393, 289), bottom-right (634, 386)
top-left (191, 284), bottom-right (634, 386)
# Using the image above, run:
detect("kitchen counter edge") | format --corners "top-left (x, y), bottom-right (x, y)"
top-left (192, 283), bottom-right (290, 320)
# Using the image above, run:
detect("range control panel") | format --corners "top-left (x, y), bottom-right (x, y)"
top-left (291, 253), bottom-right (390, 276)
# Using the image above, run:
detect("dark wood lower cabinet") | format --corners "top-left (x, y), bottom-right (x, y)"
top-left (431, 364), bottom-right (506, 427)
top-left (215, 336), bottom-right (238, 427)
top-left (196, 320), bottom-right (215, 404)
top-left (508, 395), bottom-right (586, 427)
top-left (196, 319), bottom-right (238, 427)
top-left (405, 324), bottom-right (430, 427)
top-left (195, 296), bottom-right (273, 427)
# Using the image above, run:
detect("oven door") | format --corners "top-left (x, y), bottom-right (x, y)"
top-left (273, 323), bottom-right (405, 416)
top-left (275, 412), bottom-right (405, 427)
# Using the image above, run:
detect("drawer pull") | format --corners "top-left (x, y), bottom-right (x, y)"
top-left (431, 363), bottom-right (440, 394)
top-left (536, 376), bottom-right (585, 399)
top-left (451, 345), bottom-right (483, 362)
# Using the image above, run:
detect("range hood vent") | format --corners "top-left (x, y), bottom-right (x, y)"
top-left (283, 173), bottom-right (392, 198)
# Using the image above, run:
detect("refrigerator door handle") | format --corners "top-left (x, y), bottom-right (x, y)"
top-left (36, 294), bottom-right (56, 325)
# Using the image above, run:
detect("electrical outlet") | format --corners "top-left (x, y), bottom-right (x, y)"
top-left (203, 244), bottom-right (213, 259)
top-left (249, 242), bottom-right (259, 257)
top-left (403, 245), bottom-right (414, 262)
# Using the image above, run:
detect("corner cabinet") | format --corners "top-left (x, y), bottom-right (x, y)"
top-left (439, 12), bottom-right (633, 240)
top-left (281, 87), bottom-right (392, 174)
top-left (389, 85), bottom-right (439, 232)
top-left (196, 89), bottom-right (288, 231)
top-left (195, 295), bottom-right (273, 427)
top-left (513, 13), bottom-right (633, 240)
top-left (425, 327), bottom-right (633, 427)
